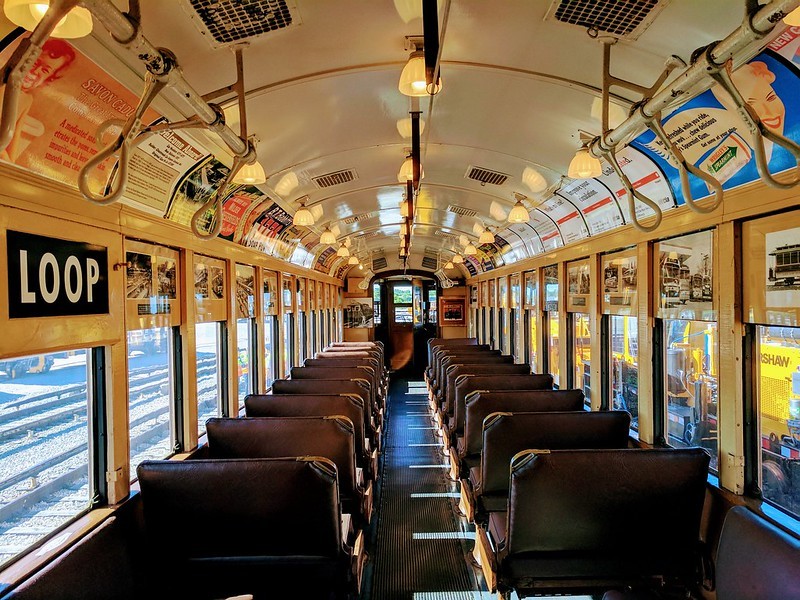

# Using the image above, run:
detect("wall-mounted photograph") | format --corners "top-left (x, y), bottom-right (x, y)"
top-left (440, 297), bottom-right (465, 325)
top-left (343, 298), bottom-right (374, 328)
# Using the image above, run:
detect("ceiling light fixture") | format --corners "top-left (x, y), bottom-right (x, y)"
top-left (479, 227), bottom-right (495, 244)
top-left (398, 41), bottom-right (442, 97)
top-left (397, 154), bottom-right (424, 183)
top-left (337, 242), bottom-right (350, 258)
top-left (444, 260), bottom-right (454, 270)
top-left (396, 116), bottom-right (426, 138)
top-left (348, 255), bottom-right (360, 265)
top-left (292, 197), bottom-right (315, 226)
top-left (452, 253), bottom-right (464, 264)
top-left (568, 142), bottom-right (602, 179)
top-left (320, 227), bottom-right (336, 245)
top-left (464, 242), bottom-right (478, 256)
top-left (508, 194), bottom-right (530, 223)
top-left (4, 0), bottom-right (93, 38)
top-left (400, 199), bottom-right (410, 218)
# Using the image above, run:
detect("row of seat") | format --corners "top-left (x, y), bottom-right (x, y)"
top-left (133, 340), bottom-right (386, 600)
top-left (427, 337), bottom-right (800, 599)
top-left (425, 338), bottom-right (710, 598)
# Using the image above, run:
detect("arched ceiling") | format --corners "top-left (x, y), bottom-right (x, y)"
top-left (67, 0), bottom-right (798, 280)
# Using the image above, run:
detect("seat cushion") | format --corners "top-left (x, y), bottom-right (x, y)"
top-left (488, 511), bottom-right (507, 551)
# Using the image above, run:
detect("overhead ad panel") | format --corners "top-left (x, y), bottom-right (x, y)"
top-left (558, 178), bottom-right (624, 235)
top-left (530, 211), bottom-right (563, 252)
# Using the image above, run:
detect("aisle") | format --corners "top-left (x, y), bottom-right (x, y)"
top-left (362, 378), bottom-right (489, 600)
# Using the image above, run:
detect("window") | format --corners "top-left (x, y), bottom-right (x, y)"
top-left (196, 322), bottom-right (222, 436)
top-left (548, 312), bottom-right (560, 387)
top-left (527, 311), bottom-right (538, 370)
top-left (263, 271), bottom-right (279, 387)
top-left (756, 325), bottom-right (800, 518)
top-left (393, 285), bottom-right (412, 304)
top-left (235, 264), bottom-right (256, 411)
top-left (664, 319), bottom-right (718, 472)
top-left (573, 313), bottom-right (591, 409)
top-left (395, 306), bottom-right (413, 323)
top-left (0, 349), bottom-right (94, 568)
top-left (610, 315), bottom-right (639, 437)
top-left (373, 283), bottom-right (382, 325)
top-left (283, 313), bottom-right (295, 375)
top-left (128, 326), bottom-right (174, 478)
top-left (428, 288), bottom-right (437, 323)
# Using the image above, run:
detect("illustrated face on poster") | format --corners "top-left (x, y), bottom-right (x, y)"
top-left (126, 252), bottom-right (152, 299)
top-left (194, 263), bottom-right (208, 299)
top-left (633, 50), bottom-right (800, 204)
top-left (156, 257), bottom-right (177, 299)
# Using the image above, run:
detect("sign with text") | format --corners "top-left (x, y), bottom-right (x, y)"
top-left (7, 230), bottom-right (109, 318)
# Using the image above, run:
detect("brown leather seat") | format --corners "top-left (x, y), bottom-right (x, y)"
top-left (290, 365), bottom-right (382, 414)
top-left (488, 448), bottom-right (709, 598)
top-left (469, 410), bottom-right (631, 524)
top-left (245, 393), bottom-right (377, 480)
top-left (454, 389), bottom-right (582, 478)
top-left (602, 504), bottom-right (800, 600)
top-left (136, 457), bottom-right (360, 600)
top-left (204, 416), bottom-right (372, 527)
top-left (426, 337), bottom-right (478, 380)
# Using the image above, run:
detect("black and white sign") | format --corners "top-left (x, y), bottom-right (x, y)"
top-left (7, 230), bottom-right (109, 318)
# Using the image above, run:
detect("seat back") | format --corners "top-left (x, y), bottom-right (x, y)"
top-left (430, 344), bottom-right (489, 384)
top-left (427, 337), bottom-right (478, 368)
top-left (454, 374), bottom-right (554, 436)
top-left (464, 390), bottom-right (584, 456)
top-left (504, 448), bottom-right (709, 593)
top-left (480, 411), bottom-right (631, 496)
top-left (436, 349), bottom-right (502, 390)
top-left (290, 366), bottom-right (378, 408)
top-left (444, 363), bottom-right (531, 423)
top-left (205, 416), bottom-right (357, 496)
top-left (136, 457), bottom-right (345, 599)
top-left (244, 393), bottom-right (367, 463)
top-left (715, 505), bottom-right (800, 600)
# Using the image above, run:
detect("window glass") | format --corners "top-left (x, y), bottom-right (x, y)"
top-left (283, 313), bottom-right (294, 375)
top-left (757, 326), bottom-right (800, 518)
top-left (395, 306), bottom-right (413, 323)
top-left (428, 288), bottom-right (437, 323)
top-left (236, 318), bottom-right (252, 410)
top-left (196, 322), bottom-right (221, 437)
top-left (548, 312), bottom-right (560, 387)
top-left (373, 284), bottom-right (382, 325)
top-left (128, 327), bottom-right (173, 478)
top-left (393, 285), bottom-right (412, 304)
top-left (527, 310), bottom-right (538, 370)
top-left (298, 312), bottom-right (307, 364)
top-left (610, 315), bottom-right (639, 437)
top-left (664, 319), bottom-right (718, 472)
top-left (573, 313), bottom-right (591, 409)
top-left (264, 316), bottom-right (277, 386)
top-left (0, 349), bottom-right (92, 568)
top-left (489, 308), bottom-right (496, 349)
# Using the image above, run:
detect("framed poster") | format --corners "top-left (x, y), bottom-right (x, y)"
top-left (524, 270), bottom-right (538, 310)
top-left (440, 297), bottom-right (466, 326)
top-left (343, 297), bottom-right (373, 328)
top-left (655, 229), bottom-right (715, 321)
top-left (543, 264), bottom-right (559, 312)
top-left (235, 264), bottom-right (255, 319)
top-left (743, 209), bottom-right (800, 325)
top-left (602, 249), bottom-right (638, 315)
top-left (510, 274), bottom-right (521, 310)
top-left (195, 254), bottom-right (226, 323)
top-left (124, 239), bottom-right (180, 330)
top-left (567, 259), bottom-right (591, 312)
top-left (263, 270), bottom-right (278, 316)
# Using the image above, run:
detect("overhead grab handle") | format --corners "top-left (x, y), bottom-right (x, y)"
top-left (190, 141), bottom-right (256, 240)
top-left (705, 53), bottom-right (800, 190)
top-left (642, 107), bottom-right (724, 214)
top-left (602, 143), bottom-right (663, 233)
top-left (78, 72), bottom-right (167, 205)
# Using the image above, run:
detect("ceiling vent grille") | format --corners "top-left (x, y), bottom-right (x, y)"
top-left (447, 204), bottom-right (478, 218)
top-left (372, 256), bottom-right (388, 270)
top-left (342, 212), bottom-right (375, 225)
top-left (546, 0), bottom-right (668, 40)
top-left (465, 166), bottom-right (509, 186)
top-left (421, 255), bottom-right (438, 270)
top-left (184, 0), bottom-right (299, 47)
top-left (312, 169), bottom-right (357, 189)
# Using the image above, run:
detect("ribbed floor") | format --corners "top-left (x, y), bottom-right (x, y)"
top-left (362, 378), bottom-right (489, 600)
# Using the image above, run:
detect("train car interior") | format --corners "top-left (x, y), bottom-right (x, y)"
top-left (1, 0), bottom-right (800, 598)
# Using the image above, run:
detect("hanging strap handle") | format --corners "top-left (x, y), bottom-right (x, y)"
top-left (78, 72), bottom-right (167, 205)
top-left (602, 144), bottom-right (663, 233)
